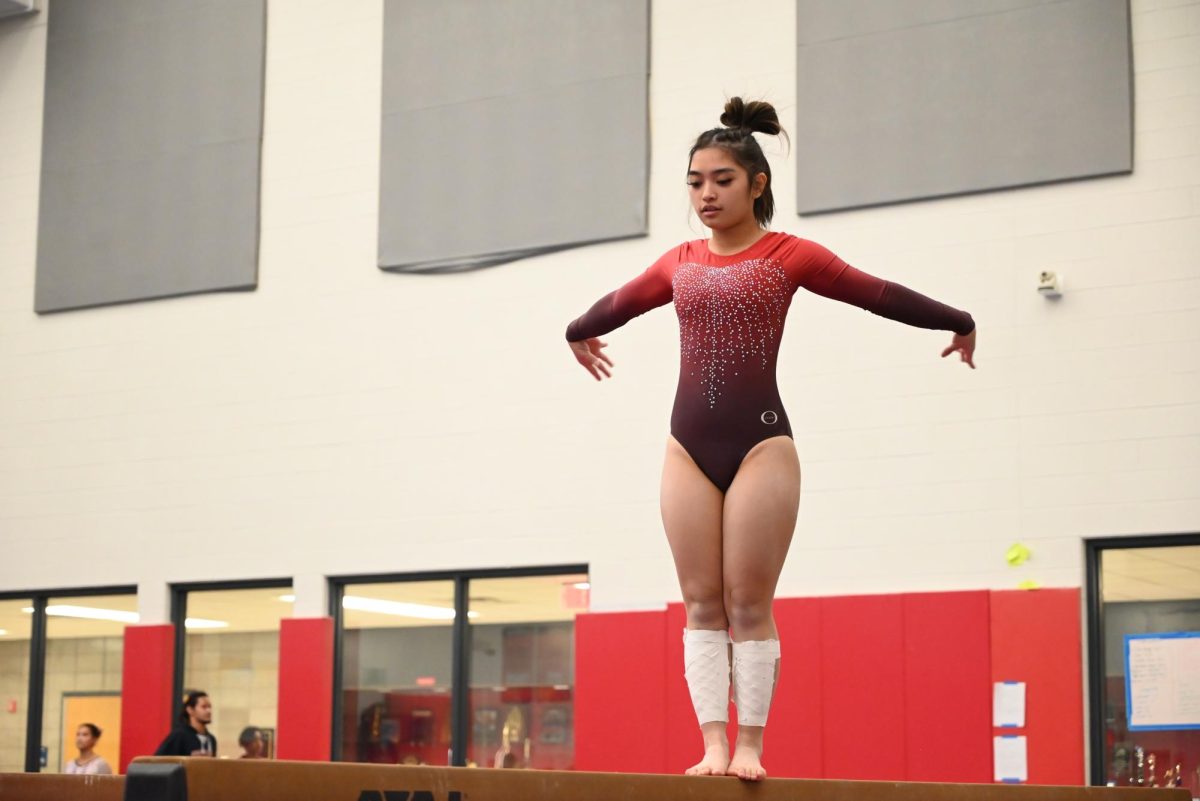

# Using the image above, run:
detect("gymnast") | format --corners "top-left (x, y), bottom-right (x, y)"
top-left (565, 98), bottom-right (976, 781)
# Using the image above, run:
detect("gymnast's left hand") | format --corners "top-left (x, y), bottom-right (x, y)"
top-left (570, 337), bottom-right (615, 381)
top-left (941, 328), bottom-right (976, 369)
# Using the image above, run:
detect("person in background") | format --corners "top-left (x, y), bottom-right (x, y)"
top-left (64, 723), bottom-right (113, 775)
top-left (238, 726), bottom-right (265, 759)
top-left (154, 690), bottom-right (217, 757)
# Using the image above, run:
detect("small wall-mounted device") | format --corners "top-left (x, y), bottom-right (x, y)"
top-left (1037, 270), bottom-right (1063, 299)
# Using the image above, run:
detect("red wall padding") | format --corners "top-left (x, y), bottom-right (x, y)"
top-left (821, 594), bottom-right (908, 779)
top-left (119, 624), bottom-right (175, 773)
top-left (991, 588), bottom-right (1084, 785)
top-left (277, 617), bottom-right (335, 761)
top-left (663, 602), bottom-right (698, 773)
top-left (903, 591), bottom-right (992, 782)
top-left (767, 597), bottom-right (824, 778)
top-left (665, 599), bottom-right (825, 778)
top-left (574, 611), bottom-right (667, 772)
top-left (575, 588), bottom-right (1081, 783)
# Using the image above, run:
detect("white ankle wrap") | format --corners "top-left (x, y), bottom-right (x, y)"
top-left (732, 638), bottom-right (780, 727)
top-left (683, 628), bottom-right (730, 725)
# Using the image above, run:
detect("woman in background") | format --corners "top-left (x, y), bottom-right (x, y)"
top-left (64, 722), bottom-right (113, 775)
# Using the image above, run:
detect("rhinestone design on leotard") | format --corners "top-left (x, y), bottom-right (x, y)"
top-left (672, 258), bottom-right (791, 408)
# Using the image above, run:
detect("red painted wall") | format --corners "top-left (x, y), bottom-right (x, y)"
top-left (574, 588), bottom-right (1083, 785)
top-left (118, 624), bottom-right (175, 773)
top-left (277, 617), bottom-right (334, 761)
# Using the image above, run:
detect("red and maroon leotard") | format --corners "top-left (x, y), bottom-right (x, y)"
top-left (566, 232), bottom-right (974, 492)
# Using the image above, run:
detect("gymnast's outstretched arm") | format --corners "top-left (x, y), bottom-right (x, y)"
top-left (564, 246), bottom-right (679, 379)
top-left (785, 238), bottom-right (978, 368)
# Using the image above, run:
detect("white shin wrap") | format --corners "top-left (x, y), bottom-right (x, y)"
top-left (683, 628), bottom-right (731, 725)
top-left (732, 639), bottom-right (781, 727)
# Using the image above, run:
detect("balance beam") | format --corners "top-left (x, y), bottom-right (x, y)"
top-left (125, 758), bottom-right (1190, 801)
top-left (0, 771), bottom-right (124, 801)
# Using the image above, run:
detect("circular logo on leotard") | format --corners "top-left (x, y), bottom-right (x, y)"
top-left (761, 410), bottom-right (778, 425)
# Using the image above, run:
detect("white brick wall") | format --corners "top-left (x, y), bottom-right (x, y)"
top-left (0, 0), bottom-right (1197, 612)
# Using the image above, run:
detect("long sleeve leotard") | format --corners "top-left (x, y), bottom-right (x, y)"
top-left (566, 232), bottom-right (974, 491)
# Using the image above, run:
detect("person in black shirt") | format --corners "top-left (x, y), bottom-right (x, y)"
top-left (155, 690), bottom-right (217, 757)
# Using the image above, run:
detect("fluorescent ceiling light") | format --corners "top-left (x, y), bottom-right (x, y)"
top-left (342, 596), bottom-right (478, 620)
top-left (20, 605), bottom-right (228, 630)
top-left (279, 594), bottom-right (296, 602)
top-left (46, 605), bottom-right (139, 623)
top-left (572, 582), bottom-right (591, 590)
top-left (0, 629), bottom-right (7, 636)
top-left (22, 605), bottom-right (137, 623)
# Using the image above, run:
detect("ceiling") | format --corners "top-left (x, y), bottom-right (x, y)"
top-left (1101, 545), bottom-right (1200, 602)
top-left (0, 574), bottom-right (590, 641)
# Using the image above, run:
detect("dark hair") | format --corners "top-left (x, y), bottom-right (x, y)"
top-left (180, 690), bottom-right (209, 724)
top-left (689, 97), bottom-right (789, 227)
top-left (79, 723), bottom-right (102, 739)
top-left (239, 726), bottom-right (262, 747)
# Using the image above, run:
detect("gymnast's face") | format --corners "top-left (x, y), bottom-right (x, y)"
top-left (687, 147), bottom-right (766, 230)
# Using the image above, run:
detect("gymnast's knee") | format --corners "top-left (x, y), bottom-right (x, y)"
top-left (724, 590), bottom-right (772, 635)
top-left (683, 594), bottom-right (728, 630)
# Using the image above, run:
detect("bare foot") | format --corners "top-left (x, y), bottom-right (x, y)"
top-left (685, 741), bottom-right (730, 776)
top-left (727, 742), bottom-right (767, 781)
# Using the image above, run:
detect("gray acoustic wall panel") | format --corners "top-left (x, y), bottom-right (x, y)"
top-left (379, 0), bottom-right (649, 273)
top-left (0, 0), bottom-right (37, 20)
top-left (36, 0), bottom-right (265, 313)
top-left (795, 0), bottom-right (1132, 215)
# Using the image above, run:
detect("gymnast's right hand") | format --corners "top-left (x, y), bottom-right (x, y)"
top-left (570, 338), bottom-right (614, 381)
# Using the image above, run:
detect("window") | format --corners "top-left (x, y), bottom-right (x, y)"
top-left (0, 587), bottom-right (136, 773)
top-left (0, 598), bottom-right (33, 772)
top-left (339, 580), bottom-right (457, 766)
top-left (174, 583), bottom-right (293, 759)
top-left (467, 574), bottom-right (588, 770)
top-left (43, 593), bottom-right (134, 773)
top-left (333, 566), bottom-right (588, 767)
top-left (1087, 536), bottom-right (1200, 791)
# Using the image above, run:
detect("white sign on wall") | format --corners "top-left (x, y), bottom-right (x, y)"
top-left (1124, 632), bottom-right (1200, 731)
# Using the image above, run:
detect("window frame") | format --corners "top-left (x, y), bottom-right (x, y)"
top-left (1084, 532), bottom-right (1200, 785)
top-left (329, 563), bottom-right (588, 766)
top-left (0, 584), bottom-right (137, 773)
top-left (167, 578), bottom-right (294, 718)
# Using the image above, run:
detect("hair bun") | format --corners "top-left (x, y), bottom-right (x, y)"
top-left (719, 97), bottom-right (782, 137)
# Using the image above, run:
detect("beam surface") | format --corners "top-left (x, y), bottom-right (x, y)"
top-left (124, 758), bottom-right (1190, 801)
top-left (0, 773), bottom-right (124, 801)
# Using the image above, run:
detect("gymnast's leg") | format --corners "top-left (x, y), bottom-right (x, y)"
top-left (721, 435), bottom-right (800, 780)
top-left (661, 435), bottom-right (730, 776)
